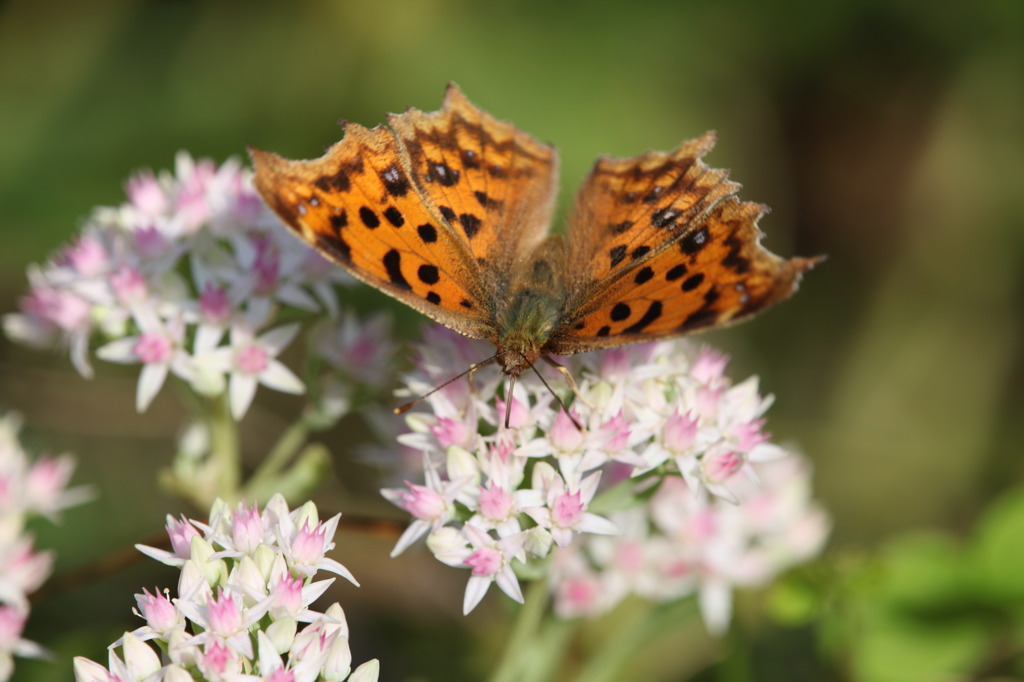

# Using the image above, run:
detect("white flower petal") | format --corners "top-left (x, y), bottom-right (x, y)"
top-left (229, 373), bottom-right (258, 420)
top-left (348, 659), bottom-right (381, 682)
top-left (258, 323), bottom-right (301, 353)
top-left (316, 557), bottom-right (359, 586)
top-left (495, 566), bottom-right (524, 604)
top-left (96, 337), bottom-right (139, 364)
top-left (698, 579), bottom-right (733, 635)
top-left (578, 513), bottom-right (620, 537)
top-left (462, 575), bottom-right (491, 614)
top-left (163, 665), bottom-right (194, 682)
top-left (390, 520), bottom-right (429, 558)
top-left (122, 632), bottom-right (161, 680)
top-left (193, 324), bottom-right (225, 354)
top-left (73, 656), bottom-right (111, 682)
top-left (136, 363), bottom-right (169, 412)
top-left (257, 360), bottom-right (305, 394)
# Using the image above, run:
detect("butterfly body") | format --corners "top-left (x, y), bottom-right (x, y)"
top-left (251, 84), bottom-right (819, 388)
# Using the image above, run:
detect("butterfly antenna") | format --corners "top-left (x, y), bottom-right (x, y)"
top-left (523, 354), bottom-right (584, 431)
top-left (504, 375), bottom-right (516, 428)
top-left (394, 355), bottom-right (498, 416)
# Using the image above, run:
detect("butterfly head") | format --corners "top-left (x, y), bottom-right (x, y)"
top-left (495, 344), bottom-right (541, 378)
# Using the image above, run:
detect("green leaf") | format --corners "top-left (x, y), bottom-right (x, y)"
top-left (880, 531), bottom-right (971, 607)
top-left (971, 489), bottom-right (1024, 601)
top-left (767, 573), bottom-right (824, 625)
top-left (852, 611), bottom-right (990, 682)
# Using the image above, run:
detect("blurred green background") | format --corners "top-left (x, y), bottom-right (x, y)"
top-left (2, 0), bottom-right (1022, 680)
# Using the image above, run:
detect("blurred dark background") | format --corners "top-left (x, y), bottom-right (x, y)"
top-left (2, 1), bottom-right (1022, 680)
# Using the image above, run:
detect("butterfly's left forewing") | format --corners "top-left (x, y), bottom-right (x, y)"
top-left (250, 123), bottom-right (495, 339)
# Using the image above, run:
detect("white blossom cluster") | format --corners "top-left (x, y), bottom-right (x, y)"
top-left (0, 413), bottom-right (90, 681)
top-left (74, 495), bottom-right (379, 682)
top-left (385, 327), bottom-right (829, 626)
top-left (3, 154), bottom-right (393, 420)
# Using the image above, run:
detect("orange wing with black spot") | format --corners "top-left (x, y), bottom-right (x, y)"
top-left (387, 84), bottom-right (558, 291)
top-left (249, 84), bottom-right (558, 339)
top-left (548, 135), bottom-right (819, 353)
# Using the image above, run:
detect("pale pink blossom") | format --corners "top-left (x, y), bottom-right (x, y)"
top-left (391, 328), bottom-right (829, 630)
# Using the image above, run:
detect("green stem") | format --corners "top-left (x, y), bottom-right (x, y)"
top-left (569, 599), bottom-right (702, 682)
top-left (207, 392), bottom-right (241, 503)
top-left (718, 624), bottom-right (753, 682)
top-left (488, 579), bottom-right (551, 682)
top-left (518, 615), bottom-right (574, 682)
top-left (244, 418), bottom-right (311, 495)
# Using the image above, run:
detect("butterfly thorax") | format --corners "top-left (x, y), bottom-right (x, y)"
top-left (494, 284), bottom-right (562, 377)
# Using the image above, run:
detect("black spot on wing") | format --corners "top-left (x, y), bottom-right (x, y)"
top-left (383, 206), bottom-right (404, 227)
top-left (359, 206), bottom-right (380, 229)
top-left (330, 210), bottom-right (348, 230)
top-left (611, 303), bottom-right (631, 321)
top-left (666, 263), bottom-right (688, 281)
top-left (623, 301), bottom-right (662, 334)
top-left (643, 185), bottom-right (665, 203)
top-left (380, 164), bottom-right (410, 197)
top-left (631, 245), bottom-right (651, 261)
top-left (459, 213), bottom-right (481, 239)
top-left (461, 149), bottom-right (481, 169)
top-left (682, 306), bottom-right (719, 329)
top-left (634, 266), bottom-right (654, 284)
top-left (611, 220), bottom-right (634, 234)
top-left (651, 207), bottom-right (682, 229)
top-left (722, 233), bottom-right (751, 273)
top-left (428, 162), bottom-right (460, 187)
top-left (609, 245), bottom-right (627, 268)
top-left (474, 191), bottom-right (502, 209)
top-left (417, 264), bottom-right (440, 285)
top-left (417, 223), bottom-right (438, 243)
top-left (680, 226), bottom-right (709, 255)
top-left (438, 206), bottom-right (456, 223)
top-left (316, 169), bottom-right (351, 193)
top-left (681, 273), bottom-right (704, 292)
top-left (382, 249), bottom-right (410, 290)
top-left (426, 291), bottom-right (441, 304)
top-left (316, 233), bottom-right (351, 263)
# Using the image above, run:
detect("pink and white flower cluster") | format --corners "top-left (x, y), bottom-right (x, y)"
top-left (0, 413), bottom-right (90, 681)
top-left (384, 327), bottom-right (829, 626)
top-left (551, 456), bottom-right (829, 633)
top-left (74, 495), bottom-right (379, 682)
top-left (4, 154), bottom-right (393, 420)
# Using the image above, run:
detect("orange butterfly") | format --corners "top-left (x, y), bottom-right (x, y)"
top-left (250, 85), bottom-right (819, 421)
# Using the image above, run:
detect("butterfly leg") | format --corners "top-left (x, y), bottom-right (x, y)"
top-left (542, 356), bottom-right (594, 411)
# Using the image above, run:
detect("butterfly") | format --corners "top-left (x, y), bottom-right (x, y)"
top-left (250, 84), bottom-right (820, 423)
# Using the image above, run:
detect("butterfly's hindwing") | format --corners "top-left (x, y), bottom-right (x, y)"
top-left (388, 84), bottom-right (559, 292)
